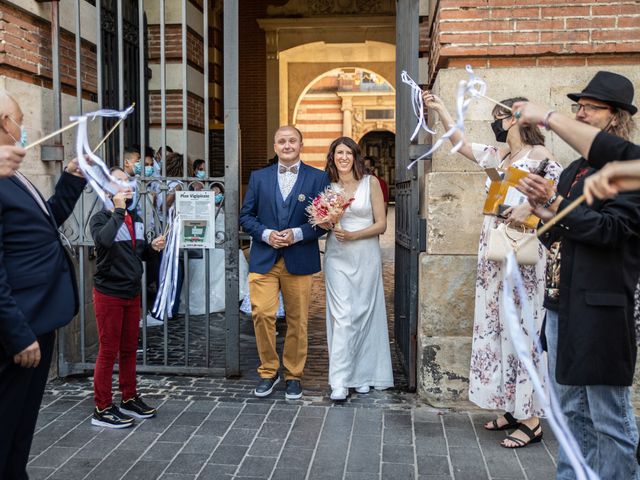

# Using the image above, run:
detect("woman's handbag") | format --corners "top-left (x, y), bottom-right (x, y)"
top-left (486, 223), bottom-right (538, 265)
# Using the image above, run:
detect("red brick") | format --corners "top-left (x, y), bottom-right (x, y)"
top-left (439, 8), bottom-right (489, 20)
top-left (591, 4), bottom-right (640, 16)
top-left (618, 16), bottom-right (640, 28)
top-left (490, 7), bottom-right (540, 19)
top-left (565, 17), bottom-right (617, 29)
top-left (541, 6), bottom-right (590, 18)
top-left (439, 32), bottom-right (490, 44)
top-left (540, 30), bottom-right (590, 43)
top-left (491, 31), bottom-right (539, 44)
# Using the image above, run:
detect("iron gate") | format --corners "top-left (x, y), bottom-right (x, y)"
top-left (394, 0), bottom-right (425, 391)
top-left (52, 0), bottom-right (240, 377)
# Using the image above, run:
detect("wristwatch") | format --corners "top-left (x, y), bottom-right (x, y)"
top-left (543, 193), bottom-right (558, 209)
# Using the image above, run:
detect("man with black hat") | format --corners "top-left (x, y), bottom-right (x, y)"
top-left (513, 71), bottom-right (639, 479)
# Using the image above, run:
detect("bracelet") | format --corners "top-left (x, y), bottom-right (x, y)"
top-left (542, 110), bottom-right (556, 130)
top-left (543, 193), bottom-right (558, 209)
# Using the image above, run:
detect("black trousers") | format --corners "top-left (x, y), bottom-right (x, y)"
top-left (0, 331), bottom-right (55, 480)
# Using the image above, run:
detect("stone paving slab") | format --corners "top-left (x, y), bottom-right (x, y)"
top-left (28, 375), bottom-right (561, 480)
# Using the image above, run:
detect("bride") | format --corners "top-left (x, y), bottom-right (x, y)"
top-left (323, 136), bottom-right (394, 401)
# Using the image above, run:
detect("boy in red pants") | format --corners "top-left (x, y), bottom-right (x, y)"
top-left (90, 167), bottom-right (166, 428)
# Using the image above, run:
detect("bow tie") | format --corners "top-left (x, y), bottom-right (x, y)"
top-left (279, 164), bottom-right (298, 174)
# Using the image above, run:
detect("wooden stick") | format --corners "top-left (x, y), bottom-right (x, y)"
top-left (24, 120), bottom-right (81, 150)
top-left (92, 102), bottom-right (136, 153)
top-left (537, 194), bottom-right (585, 237)
top-left (476, 93), bottom-right (513, 112)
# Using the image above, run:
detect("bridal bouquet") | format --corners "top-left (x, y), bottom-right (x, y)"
top-left (306, 186), bottom-right (354, 227)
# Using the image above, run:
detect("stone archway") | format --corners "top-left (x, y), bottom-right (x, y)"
top-left (257, 13), bottom-right (395, 155)
top-left (291, 67), bottom-right (395, 168)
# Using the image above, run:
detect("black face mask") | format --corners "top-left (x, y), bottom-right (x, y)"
top-left (491, 117), bottom-right (511, 143)
top-left (125, 198), bottom-right (134, 209)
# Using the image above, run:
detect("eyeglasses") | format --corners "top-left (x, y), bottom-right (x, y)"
top-left (571, 103), bottom-right (611, 114)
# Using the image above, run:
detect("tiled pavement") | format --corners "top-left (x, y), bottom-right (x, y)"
top-left (30, 376), bottom-right (560, 480)
top-left (28, 208), bottom-right (562, 479)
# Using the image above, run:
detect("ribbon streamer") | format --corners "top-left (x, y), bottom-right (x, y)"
top-left (71, 105), bottom-right (137, 209)
top-left (400, 71), bottom-right (435, 141)
top-left (502, 252), bottom-right (598, 480)
top-left (406, 65), bottom-right (487, 169)
top-left (151, 207), bottom-right (181, 320)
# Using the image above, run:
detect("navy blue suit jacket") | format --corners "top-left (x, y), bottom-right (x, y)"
top-left (240, 162), bottom-right (330, 275)
top-left (0, 172), bottom-right (86, 357)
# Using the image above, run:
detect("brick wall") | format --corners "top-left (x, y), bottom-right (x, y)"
top-left (0, 2), bottom-right (97, 97)
top-left (148, 25), bottom-right (205, 72)
top-left (148, 91), bottom-right (205, 132)
top-left (424, 0), bottom-right (640, 84)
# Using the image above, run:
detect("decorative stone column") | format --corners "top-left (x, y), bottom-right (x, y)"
top-left (341, 95), bottom-right (353, 137)
top-left (265, 30), bottom-right (280, 153)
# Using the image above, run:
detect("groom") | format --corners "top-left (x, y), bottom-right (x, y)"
top-left (240, 126), bottom-right (329, 399)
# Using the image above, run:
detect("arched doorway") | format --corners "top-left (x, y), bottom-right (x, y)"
top-left (358, 130), bottom-right (395, 201)
top-left (292, 67), bottom-right (395, 168)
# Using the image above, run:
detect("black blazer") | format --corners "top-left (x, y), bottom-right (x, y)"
top-left (541, 132), bottom-right (640, 386)
top-left (0, 172), bottom-right (86, 357)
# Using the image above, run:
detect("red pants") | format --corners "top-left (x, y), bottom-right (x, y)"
top-left (93, 289), bottom-right (140, 409)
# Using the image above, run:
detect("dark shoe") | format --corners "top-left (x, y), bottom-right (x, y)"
top-left (285, 380), bottom-right (303, 400)
top-left (254, 376), bottom-right (280, 397)
top-left (484, 412), bottom-right (520, 431)
top-left (91, 405), bottom-right (134, 429)
top-left (120, 395), bottom-right (157, 419)
top-left (501, 422), bottom-right (543, 448)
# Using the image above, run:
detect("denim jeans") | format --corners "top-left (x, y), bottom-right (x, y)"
top-left (546, 309), bottom-right (639, 480)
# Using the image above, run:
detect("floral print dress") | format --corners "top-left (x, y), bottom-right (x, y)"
top-left (468, 143), bottom-right (563, 419)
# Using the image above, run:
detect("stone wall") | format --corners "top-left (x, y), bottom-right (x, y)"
top-left (418, 65), bottom-right (640, 407)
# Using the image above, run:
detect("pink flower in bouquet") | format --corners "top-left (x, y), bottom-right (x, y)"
top-left (306, 186), bottom-right (354, 227)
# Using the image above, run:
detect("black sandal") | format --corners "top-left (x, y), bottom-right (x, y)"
top-left (501, 422), bottom-right (543, 448)
top-left (484, 412), bottom-right (520, 431)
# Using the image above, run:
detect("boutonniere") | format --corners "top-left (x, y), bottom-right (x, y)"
top-left (298, 194), bottom-right (306, 202)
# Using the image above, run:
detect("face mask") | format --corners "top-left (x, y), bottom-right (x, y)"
top-left (125, 198), bottom-right (134, 209)
top-left (491, 117), bottom-right (512, 143)
top-left (215, 193), bottom-right (224, 204)
top-left (144, 166), bottom-right (155, 177)
top-left (196, 170), bottom-right (205, 179)
top-left (133, 162), bottom-right (142, 175)
top-left (8, 117), bottom-right (27, 147)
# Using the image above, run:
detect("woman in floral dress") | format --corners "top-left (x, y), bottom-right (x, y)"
top-left (424, 93), bottom-right (562, 448)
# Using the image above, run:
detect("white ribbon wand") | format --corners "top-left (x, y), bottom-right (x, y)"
top-left (400, 71), bottom-right (435, 141)
top-left (406, 65), bottom-right (487, 170)
top-left (502, 252), bottom-right (598, 480)
top-left (70, 105), bottom-right (137, 209)
top-left (152, 208), bottom-right (181, 320)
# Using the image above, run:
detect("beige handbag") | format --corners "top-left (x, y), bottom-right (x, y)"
top-left (486, 223), bottom-right (538, 265)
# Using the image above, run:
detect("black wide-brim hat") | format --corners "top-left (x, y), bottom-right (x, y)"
top-left (567, 70), bottom-right (637, 115)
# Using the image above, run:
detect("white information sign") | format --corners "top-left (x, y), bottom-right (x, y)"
top-left (175, 191), bottom-right (216, 249)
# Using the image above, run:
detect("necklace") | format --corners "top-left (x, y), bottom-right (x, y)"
top-left (506, 145), bottom-right (531, 166)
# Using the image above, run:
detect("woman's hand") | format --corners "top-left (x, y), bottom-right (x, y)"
top-left (151, 235), bottom-right (166, 251)
top-left (518, 174), bottom-right (556, 207)
top-left (504, 203), bottom-right (533, 226)
top-left (422, 92), bottom-right (446, 113)
top-left (333, 227), bottom-right (356, 242)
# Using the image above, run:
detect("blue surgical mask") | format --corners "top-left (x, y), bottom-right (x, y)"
top-left (196, 170), bottom-right (205, 179)
top-left (144, 166), bottom-right (155, 177)
top-left (133, 162), bottom-right (142, 175)
top-left (8, 117), bottom-right (27, 147)
top-left (215, 193), bottom-right (224, 204)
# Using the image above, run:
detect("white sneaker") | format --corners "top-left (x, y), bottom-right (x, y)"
top-left (330, 387), bottom-right (348, 401)
top-left (355, 386), bottom-right (370, 394)
top-left (142, 314), bottom-right (163, 327)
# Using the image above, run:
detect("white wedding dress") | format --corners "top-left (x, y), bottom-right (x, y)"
top-left (324, 176), bottom-right (394, 390)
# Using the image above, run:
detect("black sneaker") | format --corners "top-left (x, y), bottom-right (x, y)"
top-left (120, 395), bottom-right (157, 419)
top-left (285, 380), bottom-right (303, 400)
top-left (254, 376), bottom-right (280, 397)
top-left (91, 405), bottom-right (134, 429)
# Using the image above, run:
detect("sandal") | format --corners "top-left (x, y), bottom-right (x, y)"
top-left (484, 412), bottom-right (520, 431)
top-left (501, 422), bottom-right (543, 449)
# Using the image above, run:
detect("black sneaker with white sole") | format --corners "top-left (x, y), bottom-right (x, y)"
top-left (285, 380), bottom-right (303, 400)
top-left (91, 405), bottom-right (134, 429)
top-left (120, 395), bottom-right (157, 419)
top-left (254, 376), bottom-right (280, 397)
